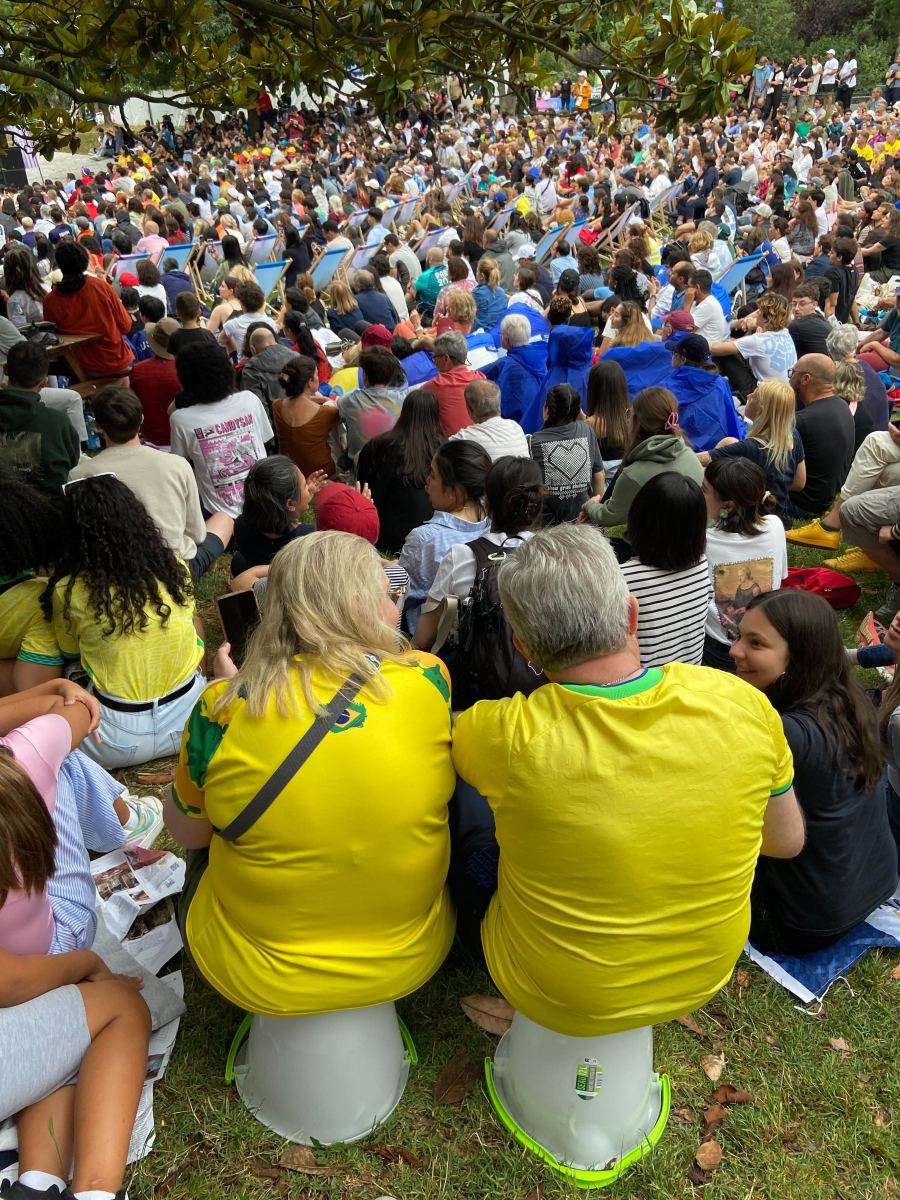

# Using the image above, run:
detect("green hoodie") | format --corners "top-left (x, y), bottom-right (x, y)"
top-left (583, 434), bottom-right (704, 529)
top-left (0, 387), bottom-right (80, 494)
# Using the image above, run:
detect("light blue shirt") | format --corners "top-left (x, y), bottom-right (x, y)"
top-left (365, 223), bottom-right (389, 247)
top-left (399, 511), bottom-right (492, 608)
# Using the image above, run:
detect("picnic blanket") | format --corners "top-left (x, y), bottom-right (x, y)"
top-left (746, 886), bottom-right (900, 1004)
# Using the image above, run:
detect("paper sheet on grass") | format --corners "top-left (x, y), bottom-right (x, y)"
top-left (91, 846), bottom-right (185, 940)
top-left (1, 860), bottom-right (186, 1180)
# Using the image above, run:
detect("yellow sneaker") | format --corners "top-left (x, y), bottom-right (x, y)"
top-left (823, 547), bottom-right (880, 573)
top-left (785, 520), bottom-right (840, 550)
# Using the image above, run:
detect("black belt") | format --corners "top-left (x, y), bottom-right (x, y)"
top-left (94, 674), bottom-right (197, 713)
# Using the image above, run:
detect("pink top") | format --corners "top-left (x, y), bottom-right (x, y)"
top-left (0, 715), bottom-right (71, 955)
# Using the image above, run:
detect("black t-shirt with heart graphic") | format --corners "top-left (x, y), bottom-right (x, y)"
top-left (529, 421), bottom-right (605, 524)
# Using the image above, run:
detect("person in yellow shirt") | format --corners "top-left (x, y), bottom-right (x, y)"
top-left (43, 475), bottom-right (205, 769)
top-left (451, 524), bottom-right (805, 1038)
top-left (575, 70), bottom-right (592, 112)
top-left (164, 531), bottom-right (455, 1017)
top-left (0, 481), bottom-right (65, 695)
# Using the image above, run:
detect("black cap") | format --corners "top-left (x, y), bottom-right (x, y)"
top-left (667, 332), bottom-right (711, 362)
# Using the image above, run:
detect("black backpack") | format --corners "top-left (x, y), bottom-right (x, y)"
top-left (446, 536), bottom-right (546, 710)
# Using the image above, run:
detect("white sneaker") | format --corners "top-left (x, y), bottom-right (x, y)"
top-left (122, 793), bottom-right (164, 849)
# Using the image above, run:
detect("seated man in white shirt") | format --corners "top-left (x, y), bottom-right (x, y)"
top-left (685, 269), bottom-right (728, 343)
top-left (68, 386), bottom-right (233, 585)
top-left (451, 379), bottom-right (529, 460)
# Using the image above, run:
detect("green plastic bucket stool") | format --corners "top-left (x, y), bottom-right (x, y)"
top-left (485, 1013), bottom-right (670, 1188)
top-left (225, 1002), bottom-right (417, 1144)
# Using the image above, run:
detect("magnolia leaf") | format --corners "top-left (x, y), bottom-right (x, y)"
top-left (700, 1053), bottom-right (726, 1082)
top-left (460, 994), bottom-right (514, 1035)
top-left (434, 1052), bottom-right (481, 1105)
top-left (695, 1139), bottom-right (724, 1171)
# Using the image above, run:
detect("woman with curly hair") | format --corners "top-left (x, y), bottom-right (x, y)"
top-left (41, 475), bottom-right (206, 768)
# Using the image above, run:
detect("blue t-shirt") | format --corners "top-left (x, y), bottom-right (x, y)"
top-left (710, 429), bottom-right (805, 512)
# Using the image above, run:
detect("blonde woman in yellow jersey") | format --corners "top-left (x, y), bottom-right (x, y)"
top-left (0, 481), bottom-right (64, 695)
top-left (164, 531), bottom-right (455, 1018)
top-left (41, 475), bottom-right (205, 769)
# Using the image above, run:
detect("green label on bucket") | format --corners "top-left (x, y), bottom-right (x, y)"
top-left (575, 1058), bottom-right (603, 1100)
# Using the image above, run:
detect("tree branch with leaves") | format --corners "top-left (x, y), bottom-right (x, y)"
top-left (0, 0), bottom-right (757, 154)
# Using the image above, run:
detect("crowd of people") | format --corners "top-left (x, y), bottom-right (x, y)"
top-left (0, 64), bottom-right (899, 1200)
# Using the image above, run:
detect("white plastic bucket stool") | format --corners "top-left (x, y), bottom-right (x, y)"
top-left (225, 1002), bottom-right (417, 1144)
top-left (485, 1013), bottom-right (670, 1188)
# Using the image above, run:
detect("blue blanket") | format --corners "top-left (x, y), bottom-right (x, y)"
top-left (746, 887), bottom-right (900, 1003)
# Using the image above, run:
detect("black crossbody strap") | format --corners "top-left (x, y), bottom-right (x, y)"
top-left (216, 674), bottom-right (365, 843)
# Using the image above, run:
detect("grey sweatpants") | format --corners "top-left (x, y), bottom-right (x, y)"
top-left (0, 986), bottom-right (90, 1121)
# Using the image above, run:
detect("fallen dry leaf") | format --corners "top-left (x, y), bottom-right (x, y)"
top-left (672, 1106), bottom-right (696, 1125)
top-left (765, 1033), bottom-right (782, 1050)
top-left (362, 1142), bottom-right (425, 1169)
top-left (460, 994), bottom-right (514, 1035)
top-left (702, 1102), bottom-right (727, 1136)
top-left (700, 1052), bottom-right (725, 1083)
top-left (676, 1013), bottom-right (706, 1036)
top-left (890, 964), bottom-right (900, 980)
top-left (135, 770), bottom-right (175, 785)
top-left (695, 1140), bottom-right (724, 1172)
top-left (434, 1052), bottom-right (481, 1105)
top-left (277, 1145), bottom-right (336, 1176)
top-left (687, 1162), bottom-right (709, 1186)
top-left (735, 968), bottom-right (751, 992)
top-left (829, 1037), bottom-right (853, 1056)
top-left (521, 1189), bottom-right (542, 1200)
top-left (712, 1083), bottom-right (754, 1105)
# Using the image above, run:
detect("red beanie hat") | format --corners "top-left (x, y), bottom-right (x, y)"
top-left (361, 323), bottom-right (393, 349)
top-left (315, 482), bottom-right (380, 544)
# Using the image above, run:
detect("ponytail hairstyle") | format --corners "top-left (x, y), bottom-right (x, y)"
top-left (485, 455), bottom-right (545, 537)
top-left (704, 457), bottom-right (775, 535)
top-left (241, 455), bottom-right (302, 538)
top-left (543, 383), bottom-right (582, 427)
top-left (0, 749), bottom-right (56, 908)
top-left (620, 386), bottom-right (681, 465)
top-left (477, 255), bottom-right (501, 289)
top-left (430, 440), bottom-right (491, 517)
top-left (279, 354), bottom-right (318, 397)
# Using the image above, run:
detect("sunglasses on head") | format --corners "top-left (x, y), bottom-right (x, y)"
top-left (61, 471), bottom-right (118, 495)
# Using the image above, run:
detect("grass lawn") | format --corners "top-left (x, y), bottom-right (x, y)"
top-left (122, 536), bottom-right (899, 1200)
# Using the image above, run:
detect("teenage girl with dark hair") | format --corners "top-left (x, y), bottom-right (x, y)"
top-left (530, 383), bottom-right (605, 524)
top-left (357, 388), bottom-right (445, 554)
top-left (231, 454), bottom-right (326, 578)
top-left (732, 590), bottom-right (897, 952)
top-left (701, 457), bottom-right (787, 671)
top-left (414, 455), bottom-right (545, 652)
top-left (398, 440), bottom-right (492, 634)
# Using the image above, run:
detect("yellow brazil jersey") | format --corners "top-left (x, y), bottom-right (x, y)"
top-left (0, 576), bottom-right (62, 668)
top-left (173, 653), bottom-right (456, 1017)
top-left (452, 662), bottom-right (793, 1037)
top-left (50, 570), bottom-right (201, 701)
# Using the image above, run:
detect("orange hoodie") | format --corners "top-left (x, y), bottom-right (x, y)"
top-left (44, 274), bottom-right (134, 377)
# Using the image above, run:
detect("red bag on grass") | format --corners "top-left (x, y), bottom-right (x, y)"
top-left (781, 567), bottom-right (860, 610)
